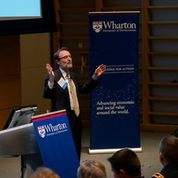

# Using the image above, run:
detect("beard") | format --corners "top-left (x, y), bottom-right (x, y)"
top-left (61, 63), bottom-right (73, 71)
top-left (66, 63), bottom-right (73, 69)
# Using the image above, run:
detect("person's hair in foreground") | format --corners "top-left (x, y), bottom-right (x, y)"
top-left (159, 135), bottom-right (178, 165)
top-left (108, 148), bottom-right (143, 178)
top-left (77, 159), bottom-right (107, 178)
top-left (29, 167), bottom-right (60, 178)
top-left (151, 135), bottom-right (178, 178)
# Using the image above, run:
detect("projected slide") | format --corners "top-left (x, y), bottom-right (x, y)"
top-left (0, 0), bottom-right (41, 18)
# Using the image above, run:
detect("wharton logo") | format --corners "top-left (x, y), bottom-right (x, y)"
top-left (38, 126), bottom-right (46, 138)
top-left (37, 122), bottom-right (68, 138)
top-left (92, 21), bottom-right (103, 33)
top-left (92, 20), bottom-right (137, 33)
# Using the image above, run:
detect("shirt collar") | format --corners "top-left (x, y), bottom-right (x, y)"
top-left (59, 68), bottom-right (69, 79)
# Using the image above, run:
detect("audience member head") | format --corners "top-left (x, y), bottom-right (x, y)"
top-left (29, 167), bottom-right (60, 178)
top-left (159, 135), bottom-right (178, 166)
top-left (108, 148), bottom-right (142, 178)
top-left (77, 159), bottom-right (107, 178)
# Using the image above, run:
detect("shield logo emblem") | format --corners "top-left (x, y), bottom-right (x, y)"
top-left (92, 21), bottom-right (103, 33)
top-left (38, 126), bottom-right (46, 138)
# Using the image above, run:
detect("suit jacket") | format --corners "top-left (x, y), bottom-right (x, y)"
top-left (160, 162), bottom-right (178, 178)
top-left (43, 69), bottom-right (98, 116)
top-left (151, 162), bottom-right (178, 178)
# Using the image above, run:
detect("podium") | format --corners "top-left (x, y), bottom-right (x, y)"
top-left (0, 123), bottom-right (39, 156)
top-left (0, 110), bottom-right (79, 178)
top-left (0, 123), bottom-right (42, 178)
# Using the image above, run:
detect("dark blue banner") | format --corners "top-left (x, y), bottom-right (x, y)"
top-left (89, 12), bottom-right (141, 152)
top-left (32, 110), bottom-right (79, 178)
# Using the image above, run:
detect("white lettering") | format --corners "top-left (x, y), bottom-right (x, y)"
top-left (103, 21), bottom-right (136, 30)
top-left (44, 123), bottom-right (67, 133)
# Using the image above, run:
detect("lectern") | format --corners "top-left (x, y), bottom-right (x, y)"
top-left (0, 105), bottom-right (41, 178)
top-left (0, 123), bottom-right (38, 156)
top-left (0, 123), bottom-right (42, 178)
top-left (0, 110), bottom-right (79, 178)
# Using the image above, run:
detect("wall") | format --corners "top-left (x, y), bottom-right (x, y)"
top-left (20, 33), bottom-right (51, 115)
top-left (0, 36), bottom-right (21, 128)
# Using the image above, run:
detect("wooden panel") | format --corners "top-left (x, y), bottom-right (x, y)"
top-left (0, 109), bottom-right (11, 128)
top-left (0, 76), bottom-right (21, 108)
top-left (0, 35), bottom-right (21, 129)
top-left (0, 36), bottom-right (20, 76)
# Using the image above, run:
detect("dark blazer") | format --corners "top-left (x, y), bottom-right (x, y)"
top-left (43, 68), bottom-right (98, 114)
top-left (151, 162), bottom-right (178, 178)
top-left (160, 162), bottom-right (178, 178)
top-left (43, 68), bottom-right (99, 159)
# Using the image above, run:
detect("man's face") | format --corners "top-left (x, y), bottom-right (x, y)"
top-left (57, 50), bottom-right (73, 71)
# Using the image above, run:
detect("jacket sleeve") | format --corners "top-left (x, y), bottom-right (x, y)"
top-left (72, 72), bottom-right (99, 94)
top-left (79, 78), bottom-right (99, 93)
top-left (43, 77), bottom-right (56, 99)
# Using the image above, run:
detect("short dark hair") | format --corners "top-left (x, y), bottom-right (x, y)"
top-left (108, 148), bottom-right (141, 177)
top-left (53, 47), bottom-right (69, 61)
top-left (159, 135), bottom-right (178, 162)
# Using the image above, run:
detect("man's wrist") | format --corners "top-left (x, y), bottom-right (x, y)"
top-left (92, 73), bottom-right (98, 80)
top-left (48, 78), bottom-right (54, 89)
top-left (49, 76), bottom-right (54, 82)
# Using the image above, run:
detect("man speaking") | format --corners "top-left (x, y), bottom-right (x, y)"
top-left (43, 47), bottom-right (106, 159)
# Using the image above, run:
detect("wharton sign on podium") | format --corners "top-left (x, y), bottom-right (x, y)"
top-left (32, 110), bottom-right (79, 178)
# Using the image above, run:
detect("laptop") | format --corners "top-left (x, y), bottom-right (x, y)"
top-left (3, 105), bottom-right (37, 130)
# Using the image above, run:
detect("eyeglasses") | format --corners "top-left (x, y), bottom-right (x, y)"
top-left (59, 55), bottom-right (72, 60)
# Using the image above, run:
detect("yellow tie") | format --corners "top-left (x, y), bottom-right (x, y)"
top-left (67, 76), bottom-right (80, 116)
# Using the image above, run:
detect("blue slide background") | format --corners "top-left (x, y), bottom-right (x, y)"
top-left (0, 0), bottom-right (40, 17)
